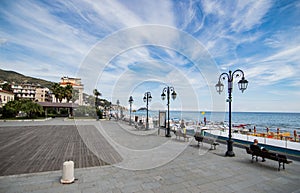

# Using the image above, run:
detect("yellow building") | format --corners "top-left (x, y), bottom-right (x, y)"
top-left (35, 87), bottom-right (52, 102)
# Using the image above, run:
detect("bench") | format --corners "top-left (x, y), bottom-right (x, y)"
top-left (245, 146), bottom-right (292, 171)
top-left (194, 135), bottom-right (219, 150)
top-left (175, 130), bottom-right (190, 141)
top-left (134, 121), bottom-right (145, 130)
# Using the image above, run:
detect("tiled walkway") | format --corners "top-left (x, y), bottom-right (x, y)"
top-left (0, 119), bottom-right (299, 193)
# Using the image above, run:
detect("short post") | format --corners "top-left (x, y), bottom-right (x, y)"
top-left (61, 161), bottom-right (75, 184)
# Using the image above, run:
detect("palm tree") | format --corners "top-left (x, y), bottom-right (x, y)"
top-left (57, 86), bottom-right (65, 103)
top-left (64, 84), bottom-right (73, 103)
top-left (51, 83), bottom-right (61, 102)
top-left (93, 89), bottom-right (101, 108)
top-left (21, 100), bottom-right (43, 118)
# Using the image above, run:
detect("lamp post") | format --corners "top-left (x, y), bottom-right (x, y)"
top-left (116, 99), bottom-right (120, 121)
top-left (109, 102), bottom-right (112, 120)
top-left (216, 69), bottom-right (248, 157)
top-left (161, 86), bottom-right (177, 137)
top-left (128, 96), bottom-right (134, 125)
top-left (143, 92), bottom-right (152, 129)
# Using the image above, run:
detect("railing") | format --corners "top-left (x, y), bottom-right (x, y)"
top-left (205, 129), bottom-right (300, 151)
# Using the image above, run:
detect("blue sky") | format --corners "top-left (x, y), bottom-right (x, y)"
top-left (1, 0), bottom-right (300, 112)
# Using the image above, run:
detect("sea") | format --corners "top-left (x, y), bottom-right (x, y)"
top-left (131, 110), bottom-right (300, 134)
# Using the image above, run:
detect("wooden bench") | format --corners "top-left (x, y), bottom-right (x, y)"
top-left (245, 146), bottom-right (292, 171)
top-left (175, 130), bottom-right (190, 141)
top-left (194, 135), bottom-right (219, 150)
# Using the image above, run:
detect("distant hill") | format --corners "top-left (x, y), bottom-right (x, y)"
top-left (0, 69), bottom-right (54, 88)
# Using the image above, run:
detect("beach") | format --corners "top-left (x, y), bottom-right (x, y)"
top-left (132, 111), bottom-right (300, 133)
top-left (0, 118), bottom-right (300, 192)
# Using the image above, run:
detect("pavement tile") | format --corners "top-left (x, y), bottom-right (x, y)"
top-left (1, 120), bottom-right (300, 193)
top-left (141, 181), bottom-right (161, 190)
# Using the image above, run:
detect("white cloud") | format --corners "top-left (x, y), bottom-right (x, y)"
top-left (1, 0), bottom-right (299, 112)
top-left (0, 38), bottom-right (8, 45)
top-left (230, 0), bottom-right (272, 32)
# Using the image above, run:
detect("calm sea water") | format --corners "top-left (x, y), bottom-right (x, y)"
top-left (131, 111), bottom-right (300, 133)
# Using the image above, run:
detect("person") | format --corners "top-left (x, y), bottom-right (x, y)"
top-left (250, 139), bottom-right (266, 162)
top-left (180, 120), bottom-right (186, 134)
top-left (204, 117), bottom-right (207, 126)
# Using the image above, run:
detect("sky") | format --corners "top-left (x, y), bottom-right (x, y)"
top-left (1, 0), bottom-right (300, 112)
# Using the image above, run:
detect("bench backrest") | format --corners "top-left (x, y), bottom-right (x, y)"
top-left (250, 144), bottom-right (261, 152)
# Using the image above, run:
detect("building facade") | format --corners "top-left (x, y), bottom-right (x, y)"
top-left (11, 83), bottom-right (51, 102)
top-left (11, 83), bottom-right (36, 100)
top-left (59, 76), bottom-right (84, 105)
top-left (35, 87), bottom-right (52, 102)
top-left (0, 89), bottom-right (15, 107)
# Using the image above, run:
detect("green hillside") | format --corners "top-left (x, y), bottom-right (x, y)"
top-left (0, 69), bottom-right (54, 88)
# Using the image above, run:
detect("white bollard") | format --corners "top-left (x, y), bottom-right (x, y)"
top-left (60, 161), bottom-right (75, 184)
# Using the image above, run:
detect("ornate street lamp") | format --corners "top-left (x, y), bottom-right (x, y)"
top-left (128, 96), bottom-right (134, 125)
top-left (109, 102), bottom-right (112, 120)
top-left (143, 92), bottom-right (152, 129)
top-left (216, 69), bottom-right (248, 156)
top-left (161, 86), bottom-right (177, 137)
top-left (116, 99), bottom-right (120, 121)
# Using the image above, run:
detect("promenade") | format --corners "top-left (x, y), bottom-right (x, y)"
top-left (0, 118), bottom-right (299, 193)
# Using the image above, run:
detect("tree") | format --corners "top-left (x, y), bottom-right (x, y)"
top-left (1, 83), bottom-right (12, 92)
top-left (20, 100), bottom-right (44, 118)
top-left (52, 83), bottom-right (74, 103)
top-left (2, 100), bottom-right (43, 118)
top-left (51, 83), bottom-right (60, 102)
top-left (57, 86), bottom-right (65, 103)
top-left (2, 100), bottom-right (21, 118)
top-left (64, 84), bottom-right (73, 102)
top-left (93, 89), bottom-right (101, 107)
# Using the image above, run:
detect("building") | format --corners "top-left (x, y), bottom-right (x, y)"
top-left (11, 83), bottom-right (36, 100)
top-left (59, 77), bottom-right (84, 105)
top-left (11, 82), bottom-right (51, 102)
top-left (35, 87), bottom-right (52, 102)
top-left (0, 89), bottom-right (15, 107)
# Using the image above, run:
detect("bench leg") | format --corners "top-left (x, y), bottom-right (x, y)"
top-left (278, 161), bottom-right (281, 171)
top-left (210, 144), bottom-right (216, 150)
top-left (251, 155), bottom-right (257, 163)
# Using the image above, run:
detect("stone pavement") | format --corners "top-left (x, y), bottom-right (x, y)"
top-left (0, 119), bottom-right (300, 193)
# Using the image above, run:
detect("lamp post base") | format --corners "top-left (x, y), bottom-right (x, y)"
top-left (225, 139), bottom-right (235, 157)
top-left (165, 127), bottom-right (171, 137)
